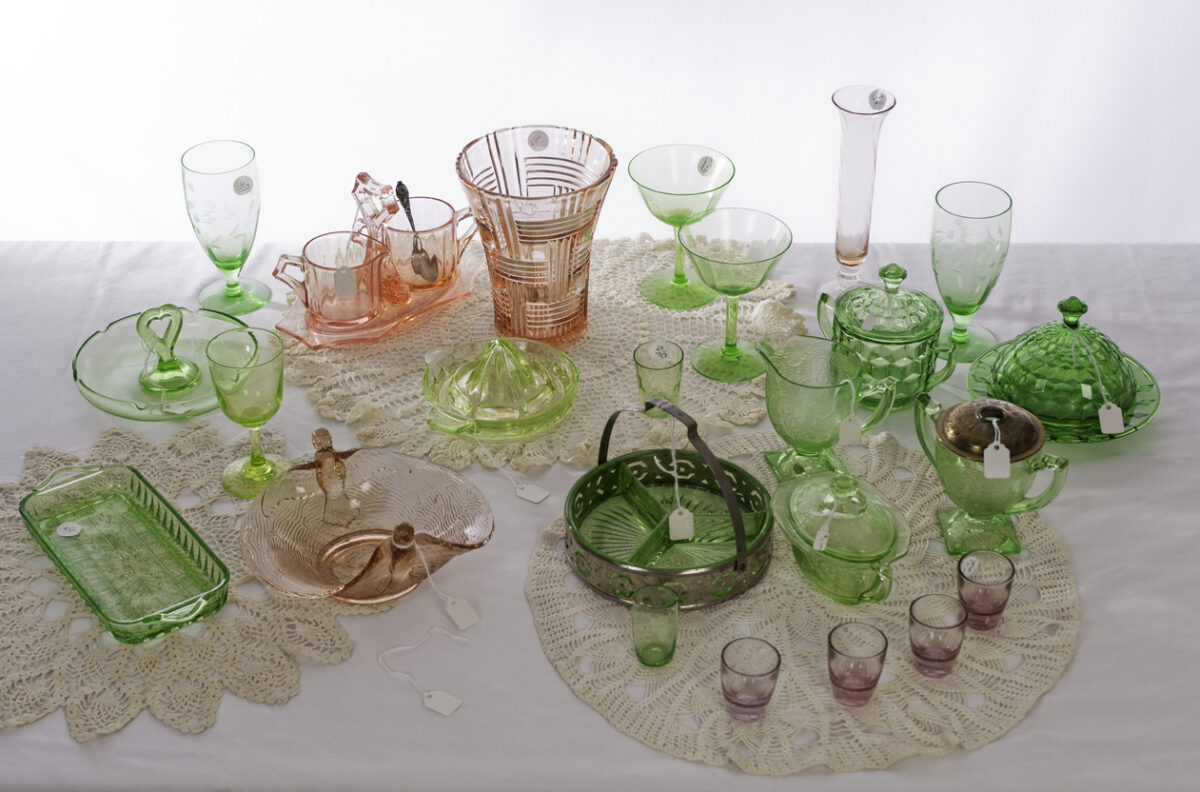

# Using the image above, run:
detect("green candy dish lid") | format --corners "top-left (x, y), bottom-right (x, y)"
top-left (777, 472), bottom-right (910, 563)
top-left (935, 398), bottom-right (1045, 462)
top-left (834, 263), bottom-right (944, 342)
top-left (984, 296), bottom-right (1140, 425)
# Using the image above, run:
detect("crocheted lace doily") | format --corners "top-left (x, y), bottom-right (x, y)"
top-left (525, 432), bottom-right (1079, 774)
top-left (283, 236), bottom-right (806, 473)
top-left (0, 424), bottom-right (376, 743)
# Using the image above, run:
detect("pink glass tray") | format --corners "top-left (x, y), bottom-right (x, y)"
top-left (275, 254), bottom-right (483, 350)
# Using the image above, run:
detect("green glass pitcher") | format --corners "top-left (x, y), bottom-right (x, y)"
top-left (914, 394), bottom-right (1069, 555)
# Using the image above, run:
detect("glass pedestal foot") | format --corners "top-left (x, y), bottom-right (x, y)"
top-left (764, 448), bottom-right (847, 482)
top-left (691, 340), bottom-right (765, 383)
top-left (200, 277), bottom-right (271, 316)
top-left (938, 324), bottom-right (997, 364)
top-left (936, 507), bottom-right (1021, 556)
top-left (221, 454), bottom-right (290, 499)
top-left (639, 268), bottom-right (717, 310)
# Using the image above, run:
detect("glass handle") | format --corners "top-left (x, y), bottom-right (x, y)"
top-left (455, 207), bottom-right (478, 256)
top-left (858, 377), bottom-right (897, 433)
top-left (913, 393), bottom-right (942, 462)
top-left (816, 292), bottom-right (835, 338)
top-left (273, 254), bottom-right (309, 307)
top-left (1006, 454), bottom-right (1070, 515)
top-left (925, 341), bottom-right (959, 389)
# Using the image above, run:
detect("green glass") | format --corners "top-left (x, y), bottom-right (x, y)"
top-left (773, 472), bottom-right (910, 605)
top-left (968, 296), bottom-right (1161, 443)
top-left (818, 263), bottom-right (956, 410)
top-left (423, 337), bottom-right (579, 439)
top-left (914, 394), bottom-right (1069, 555)
top-left (632, 584), bottom-right (678, 667)
top-left (19, 465), bottom-right (229, 644)
top-left (628, 145), bottom-right (735, 309)
top-left (757, 334), bottom-right (896, 480)
top-left (930, 181), bottom-right (1013, 363)
top-left (633, 340), bottom-right (684, 418)
top-left (205, 328), bottom-right (289, 498)
top-left (182, 140), bottom-right (270, 315)
top-left (680, 209), bottom-right (793, 382)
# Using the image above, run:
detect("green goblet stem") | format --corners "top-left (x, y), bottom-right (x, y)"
top-left (672, 230), bottom-right (690, 286)
top-left (242, 427), bottom-right (274, 481)
top-left (949, 313), bottom-right (972, 346)
top-left (723, 296), bottom-right (740, 358)
top-left (220, 263), bottom-right (247, 299)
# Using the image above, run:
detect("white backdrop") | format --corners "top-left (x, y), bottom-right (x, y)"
top-left (2, 0), bottom-right (1197, 247)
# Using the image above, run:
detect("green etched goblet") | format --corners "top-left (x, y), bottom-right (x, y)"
top-left (628, 145), bottom-right (735, 310)
top-left (182, 140), bottom-right (269, 315)
top-left (931, 181), bottom-right (1013, 363)
top-left (205, 328), bottom-right (289, 498)
top-left (679, 208), bottom-right (792, 382)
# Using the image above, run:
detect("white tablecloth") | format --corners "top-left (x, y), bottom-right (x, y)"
top-left (0, 240), bottom-right (1195, 790)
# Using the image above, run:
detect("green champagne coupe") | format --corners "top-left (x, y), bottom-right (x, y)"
top-left (930, 181), bottom-right (1013, 363)
top-left (679, 208), bottom-right (792, 382)
top-left (182, 140), bottom-right (270, 315)
top-left (205, 328), bottom-right (289, 498)
top-left (628, 144), bottom-right (735, 309)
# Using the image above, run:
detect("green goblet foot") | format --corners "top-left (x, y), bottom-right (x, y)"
top-left (221, 453), bottom-right (290, 499)
top-left (938, 323), bottom-right (997, 364)
top-left (639, 265), bottom-right (716, 310)
top-left (199, 277), bottom-right (271, 316)
top-left (763, 448), bottom-right (848, 481)
top-left (690, 339), bottom-right (764, 383)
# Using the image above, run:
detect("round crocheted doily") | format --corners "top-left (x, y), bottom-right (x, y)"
top-left (0, 424), bottom-right (378, 742)
top-left (525, 432), bottom-right (1079, 774)
top-left (283, 236), bottom-right (806, 473)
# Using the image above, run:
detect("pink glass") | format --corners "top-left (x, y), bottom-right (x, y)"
top-left (720, 637), bottom-right (781, 722)
top-left (831, 85), bottom-right (895, 291)
top-left (274, 231), bottom-right (388, 331)
top-left (457, 125), bottom-right (617, 347)
top-left (957, 550), bottom-right (1016, 630)
top-left (827, 622), bottom-right (888, 707)
top-left (908, 594), bottom-right (968, 678)
top-left (383, 196), bottom-right (478, 291)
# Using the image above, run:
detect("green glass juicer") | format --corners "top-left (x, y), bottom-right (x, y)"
top-left (915, 394), bottom-right (1069, 555)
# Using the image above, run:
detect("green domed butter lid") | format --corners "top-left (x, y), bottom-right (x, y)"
top-left (834, 263), bottom-right (945, 343)
top-left (988, 297), bottom-right (1137, 426)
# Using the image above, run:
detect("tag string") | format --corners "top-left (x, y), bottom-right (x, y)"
top-left (412, 539), bottom-right (454, 607)
top-left (1069, 328), bottom-right (1111, 403)
top-left (470, 424), bottom-right (535, 497)
top-left (990, 415), bottom-right (1002, 447)
top-left (378, 626), bottom-right (468, 695)
top-left (650, 418), bottom-right (683, 513)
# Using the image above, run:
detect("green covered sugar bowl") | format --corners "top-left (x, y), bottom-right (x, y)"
top-left (818, 263), bottom-right (957, 410)
top-left (773, 471), bottom-right (910, 605)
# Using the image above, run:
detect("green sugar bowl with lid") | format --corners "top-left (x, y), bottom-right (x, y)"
top-left (818, 263), bottom-right (957, 410)
top-left (773, 471), bottom-right (911, 605)
top-left (915, 394), bottom-right (1069, 555)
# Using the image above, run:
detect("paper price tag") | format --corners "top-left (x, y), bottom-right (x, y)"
top-left (983, 442), bottom-right (1011, 479)
top-left (515, 483), bottom-right (549, 503)
top-left (697, 155), bottom-right (714, 176)
top-left (527, 130), bottom-right (549, 151)
top-left (1080, 382), bottom-right (1093, 401)
top-left (812, 521), bottom-right (830, 552)
top-left (233, 175), bottom-right (254, 196)
top-left (869, 89), bottom-right (889, 110)
top-left (1099, 401), bottom-right (1125, 434)
top-left (861, 312), bottom-right (878, 331)
top-left (961, 554), bottom-right (981, 578)
top-left (444, 597), bottom-right (481, 631)
top-left (333, 266), bottom-right (357, 297)
top-left (56, 521), bottom-right (83, 538)
top-left (423, 689), bottom-right (462, 717)
top-left (668, 507), bottom-right (695, 541)
top-left (838, 415), bottom-right (863, 447)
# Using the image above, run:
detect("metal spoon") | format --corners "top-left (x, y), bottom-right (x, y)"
top-left (395, 180), bottom-right (439, 283)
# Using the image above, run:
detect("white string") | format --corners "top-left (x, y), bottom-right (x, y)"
top-left (378, 626), bottom-right (468, 664)
top-left (470, 424), bottom-right (535, 496)
top-left (411, 539), bottom-right (453, 606)
top-left (1069, 328), bottom-right (1111, 402)
top-left (990, 415), bottom-right (1002, 446)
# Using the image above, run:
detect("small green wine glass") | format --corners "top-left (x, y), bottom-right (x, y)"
top-left (205, 328), bottom-right (289, 498)
top-left (182, 140), bottom-right (270, 315)
top-left (679, 208), bottom-right (792, 382)
top-left (628, 144), bottom-right (735, 310)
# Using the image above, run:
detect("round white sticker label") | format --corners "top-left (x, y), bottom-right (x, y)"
top-left (57, 521), bottom-right (83, 538)
top-left (697, 155), bottom-right (714, 176)
top-left (528, 130), bottom-right (549, 151)
top-left (233, 175), bottom-right (254, 195)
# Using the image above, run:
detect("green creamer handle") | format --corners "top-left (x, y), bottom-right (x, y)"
top-left (913, 393), bottom-right (942, 462)
top-left (816, 292), bottom-right (835, 339)
top-left (1006, 454), bottom-right (1070, 515)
